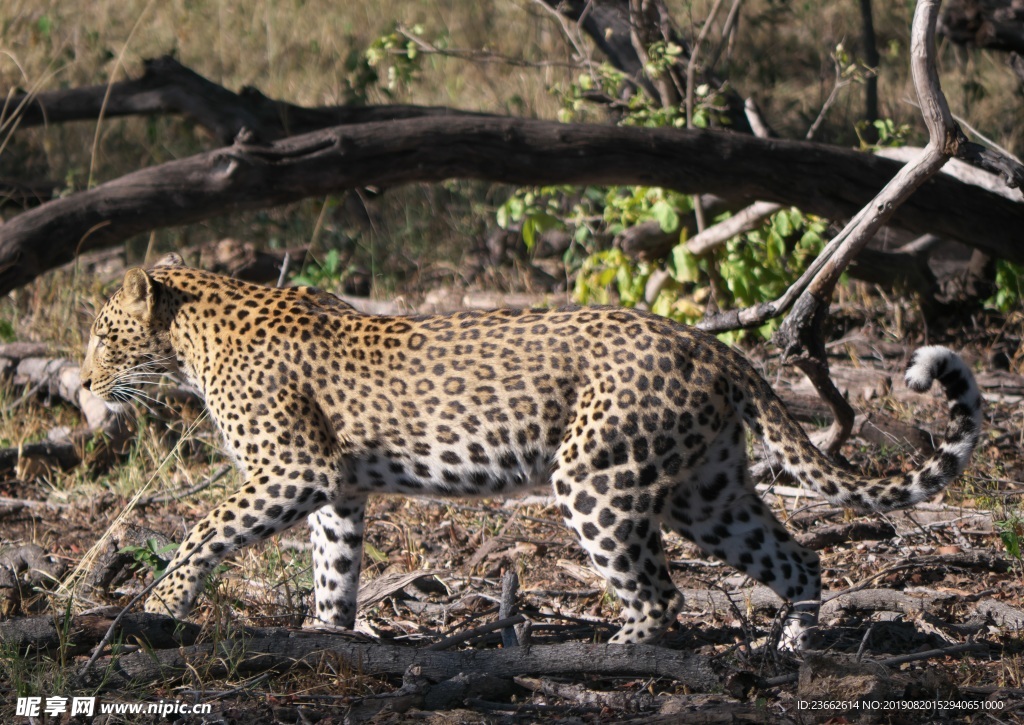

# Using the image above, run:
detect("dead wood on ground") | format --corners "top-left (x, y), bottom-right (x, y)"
top-left (69, 628), bottom-right (724, 692)
top-left (0, 344), bottom-right (130, 477)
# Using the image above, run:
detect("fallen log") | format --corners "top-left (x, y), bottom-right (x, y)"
top-left (0, 344), bottom-right (132, 475)
top-left (0, 610), bottom-right (201, 656)
top-left (71, 629), bottom-right (724, 692)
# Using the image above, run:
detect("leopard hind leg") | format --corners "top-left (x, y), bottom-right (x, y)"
top-left (663, 418), bottom-right (822, 650)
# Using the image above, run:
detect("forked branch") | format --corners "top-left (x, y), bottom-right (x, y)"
top-left (700, 0), bottom-right (1023, 337)
top-left (700, 0), bottom-right (1024, 455)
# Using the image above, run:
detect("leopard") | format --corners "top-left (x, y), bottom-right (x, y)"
top-left (79, 254), bottom-right (981, 648)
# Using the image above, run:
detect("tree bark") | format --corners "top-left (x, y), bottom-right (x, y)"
top-left (1, 116), bottom-right (1021, 296)
top-left (71, 631), bottom-right (724, 692)
top-left (941, 0), bottom-right (1024, 54)
top-left (860, 0), bottom-right (881, 126)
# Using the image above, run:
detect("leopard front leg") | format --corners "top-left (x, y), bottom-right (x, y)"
top-left (144, 468), bottom-right (331, 619)
top-left (305, 497), bottom-right (367, 629)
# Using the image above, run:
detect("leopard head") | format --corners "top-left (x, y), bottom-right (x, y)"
top-left (80, 255), bottom-right (182, 410)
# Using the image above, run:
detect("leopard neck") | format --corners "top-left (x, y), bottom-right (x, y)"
top-left (148, 266), bottom-right (259, 396)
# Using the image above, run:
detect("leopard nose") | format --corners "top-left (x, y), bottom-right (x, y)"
top-left (81, 376), bottom-right (92, 391)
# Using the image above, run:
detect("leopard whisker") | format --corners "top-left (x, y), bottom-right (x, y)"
top-left (119, 354), bottom-right (177, 375)
top-left (112, 368), bottom-right (175, 383)
top-left (118, 374), bottom-right (176, 385)
top-left (124, 388), bottom-right (172, 412)
top-left (112, 385), bottom-right (166, 419)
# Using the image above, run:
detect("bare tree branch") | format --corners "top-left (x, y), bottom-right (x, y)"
top-left (1, 113), bottom-right (1022, 297)
top-left (629, 0), bottom-right (682, 107)
top-left (71, 628), bottom-right (724, 692)
top-left (699, 0), bottom-right (1024, 337)
top-left (767, 0), bottom-right (996, 454)
top-left (684, 201), bottom-right (782, 255)
top-left (685, 0), bottom-right (726, 129)
top-left (779, 7), bottom-right (943, 450)
top-left (8, 55), bottom-right (488, 145)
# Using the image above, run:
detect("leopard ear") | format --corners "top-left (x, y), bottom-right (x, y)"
top-left (154, 252), bottom-right (185, 268)
top-left (122, 267), bottom-right (156, 322)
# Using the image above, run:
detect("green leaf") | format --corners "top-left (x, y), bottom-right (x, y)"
top-left (499, 197), bottom-right (525, 228)
top-left (772, 210), bottom-right (793, 237)
top-left (651, 292), bottom-right (673, 317)
top-left (531, 212), bottom-right (562, 233)
top-left (522, 218), bottom-right (536, 249)
top-left (728, 272), bottom-right (750, 303)
top-left (767, 230), bottom-right (785, 263)
top-left (597, 267), bottom-right (617, 287)
top-left (671, 244), bottom-right (700, 283)
top-left (323, 249), bottom-right (341, 276)
top-left (799, 230), bottom-right (823, 250)
top-left (364, 541), bottom-right (389, 564)
top-left (651, 200), bottom-right (679, 233)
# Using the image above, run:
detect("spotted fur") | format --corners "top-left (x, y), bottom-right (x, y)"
top-left (80, 255), bottom-right (981, 647)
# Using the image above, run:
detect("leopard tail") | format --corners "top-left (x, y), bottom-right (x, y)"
top-left (731, 346), bottom-right (982, 513)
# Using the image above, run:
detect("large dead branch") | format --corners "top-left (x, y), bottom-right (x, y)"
top-left (1, 116), bottom-right (1022, 296)
top-left (9, 56), bottom-right (486, 145)
top-left (876, 146), bottom-right (1023, 199)
top-left (685, 201), bottom-right (783, 256)
top-left (0, 611), bottom-right (202, 656)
